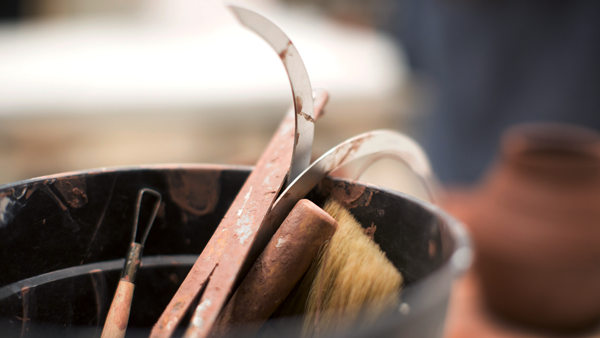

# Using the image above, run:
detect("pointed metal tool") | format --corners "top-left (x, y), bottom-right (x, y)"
top-left (151, 7), bottom-right (323, 338)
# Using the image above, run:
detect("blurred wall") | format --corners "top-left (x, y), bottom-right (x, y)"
top-left (0, 0), bottom-right (425, 198)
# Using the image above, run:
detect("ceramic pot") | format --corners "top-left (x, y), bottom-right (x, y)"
top-left (460, 123), bottom-right (600, 332)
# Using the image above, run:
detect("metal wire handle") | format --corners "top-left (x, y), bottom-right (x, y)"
top-left (131, 188), bottom-right (161, 246)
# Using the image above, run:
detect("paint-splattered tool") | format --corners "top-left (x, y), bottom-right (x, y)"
top-left (151, 7), bottom-right (328, 338)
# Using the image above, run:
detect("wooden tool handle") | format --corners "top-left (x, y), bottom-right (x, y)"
top-left (101, 280), bottom-right (135, 338)
top-left (212, 199), bottom-right (337, 338)
top-left (102, 243), bottom-right (142, 338)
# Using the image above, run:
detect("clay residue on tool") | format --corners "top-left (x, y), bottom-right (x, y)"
top-left (339, 137), bottom-right (368, 167)
top-left (279, 40), bottom-right (292, 60)
top-left (298, 112), bottom-right (315, 123)
top-left (295, 96), bottom-right (315, 123)
top-left (53, 176), bottom-right (88, 208)
top-left (364, 223), bottom-right (377, 239)
top-left (237, 187), bottom-right (252, 216)
top-left (190, 299), bottom-right (213, 330)
top-left (235, 210), bottom-right (254, 245)
top-left (295, 96), bottom-right (303, 114)
top-left (320, 180), bottom-right (376, 209)
top-left (327, 137), bottom-right (369, 173)
top-left (167, 170), bottom-right (220, 217)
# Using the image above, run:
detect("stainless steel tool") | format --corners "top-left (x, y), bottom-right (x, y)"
top-left (250, 129), bottom-right (440, 258)
top-left (228, 6), bottom-right (316, 186)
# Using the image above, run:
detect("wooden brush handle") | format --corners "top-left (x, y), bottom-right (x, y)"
top-left (102, 243), bottom-right (142, 338)
top-left (211, 199), bottom-right (337, 338)
top-left (101, 280), bottom-right (135, 338)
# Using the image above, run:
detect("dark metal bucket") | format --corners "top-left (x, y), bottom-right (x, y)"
top-left (0, 164), bottom-right (470, 338)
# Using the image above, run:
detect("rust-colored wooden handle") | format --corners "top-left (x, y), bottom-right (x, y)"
top-left (211, 199), bottom-right (337, 337)
top-left (101, 280), bottom-right (135, 338)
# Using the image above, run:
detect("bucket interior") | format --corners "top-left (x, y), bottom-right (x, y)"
top-left (0, 165), bottom-right (459, 337)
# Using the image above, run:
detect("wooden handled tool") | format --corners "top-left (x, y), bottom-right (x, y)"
top-left (101, 188), bottom-right (161, 338)
top-left (151, 7), bottom-right (328, 338)
top-left (210, 199), bottom-right (337, 337)
top-left (151, 90), bottom-right (328, 338)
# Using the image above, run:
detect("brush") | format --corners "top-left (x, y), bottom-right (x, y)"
top-left (277, 198), bottom-right (403, 337)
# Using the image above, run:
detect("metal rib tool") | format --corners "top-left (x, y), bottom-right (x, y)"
top-left (101, 188), bottom-right (161, 338)
top-left (274, 129), bottom-right (439, 210)
top-left (230, 5), bottom-right (315, 186)
top-left (250, 130), bottom-right (439, 254)
top-left (151, 8), bottom-right (323, 338)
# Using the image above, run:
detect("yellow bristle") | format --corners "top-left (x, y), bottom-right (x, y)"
top-left (278, 198), bottom-right (403, 337)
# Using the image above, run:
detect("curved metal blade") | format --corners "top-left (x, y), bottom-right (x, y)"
top-left (229, 6), bottom-right (315, 186)
top-left (261, 130), bottom-right (439, 240)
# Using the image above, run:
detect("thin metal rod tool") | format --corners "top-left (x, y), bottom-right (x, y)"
top-left (151, 7), bottom-right (324, 338)
top-left (101, 188), bottom-right (161, 338)
top-left (130, 189), bottom-right (162, 250)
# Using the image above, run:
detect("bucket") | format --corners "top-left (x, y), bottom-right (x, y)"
top-left (0, 164), bottom-right (470, 338)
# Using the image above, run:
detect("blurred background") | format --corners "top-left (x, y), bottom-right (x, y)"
top-left (0, 0), bottom-right (430, 199)
top-left (2, 0), bottom-right (600, 337)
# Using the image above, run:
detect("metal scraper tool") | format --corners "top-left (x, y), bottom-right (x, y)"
top-left (151, 7), bottom-right (328, 338)
top-left (232, 130), bottom-right (439, 303)
top-left (271, 129), bottom-right (440, 226)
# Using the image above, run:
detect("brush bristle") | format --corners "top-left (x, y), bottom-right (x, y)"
top-left (277, 198), bottom-right (403, 336)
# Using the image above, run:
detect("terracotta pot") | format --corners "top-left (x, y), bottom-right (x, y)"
top-left (456, 123), bottom-right (600, 332)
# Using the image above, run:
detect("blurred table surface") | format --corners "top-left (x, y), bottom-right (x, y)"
top-left (444, 271), bottom-right (600, 338)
